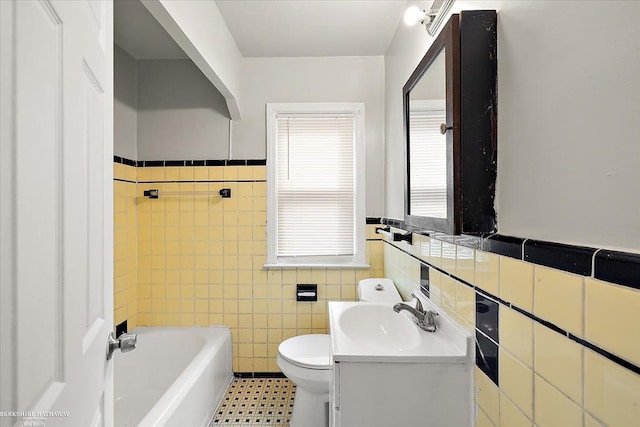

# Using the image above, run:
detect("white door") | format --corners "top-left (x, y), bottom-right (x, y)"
top-left (0, 1), bottom-right (114, 426)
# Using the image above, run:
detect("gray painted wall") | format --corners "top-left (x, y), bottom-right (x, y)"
top-left (233, 56), bottom-right (386, 216)
top-left (114, 45), bottom-right (138, 160)
top-left (136, 59), bottom-right (231, 160)
top-left (385, 0), bottom-right (640, 252)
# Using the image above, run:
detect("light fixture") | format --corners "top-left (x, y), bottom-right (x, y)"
top-left (403, 0), bottom-right (455, 36)
top-left (403, 5), bottom-right (427, 26)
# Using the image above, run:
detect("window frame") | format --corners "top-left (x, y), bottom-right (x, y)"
top-left (264, 102), bottom-right (367, 269)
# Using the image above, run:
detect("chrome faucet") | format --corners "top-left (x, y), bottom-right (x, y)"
top-left (393, 293), bottom-right (438, 332)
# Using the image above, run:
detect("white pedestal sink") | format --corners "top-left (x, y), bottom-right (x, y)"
top-left (328, 298), bottom-right (473, 427)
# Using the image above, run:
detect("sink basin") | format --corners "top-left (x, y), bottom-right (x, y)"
top-left (338, 304), bottom-right (420, 352)
top-left (329, 301), bottom-right (471, 362)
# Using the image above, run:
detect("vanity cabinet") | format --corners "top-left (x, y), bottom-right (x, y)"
top-left (404, 11), bottom-right (497, 235)
top-left (330, 360), bottom-right (471, 427)
top-left (328, 301), bottom-right (473, 427)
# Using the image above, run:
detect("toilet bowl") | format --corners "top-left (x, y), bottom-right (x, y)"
top-left (277, 278), bottom-right (402, 427)
top-left (276, 334), bottom-right (331, 427)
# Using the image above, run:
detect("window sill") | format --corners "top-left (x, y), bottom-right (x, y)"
top-left (262, 263), bottom-right (371, 270)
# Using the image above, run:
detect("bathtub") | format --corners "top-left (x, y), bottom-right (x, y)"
top-left (115, 327), bottom-right (233, 427)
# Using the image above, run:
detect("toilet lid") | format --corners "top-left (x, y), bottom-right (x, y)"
top-left (278, 334), bottom-right (332, 370)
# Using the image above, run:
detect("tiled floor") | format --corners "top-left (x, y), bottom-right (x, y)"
top-left (210, 378), bottom-right (296, 426)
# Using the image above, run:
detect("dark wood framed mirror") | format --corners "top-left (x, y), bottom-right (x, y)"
top-left (404, 10), bottom-right (497, 235)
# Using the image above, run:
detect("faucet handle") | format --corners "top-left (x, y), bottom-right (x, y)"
top-left (426, 310), bottom-right (439, 320)
top-left (424, 310), bottom-right (439, 332)
top-left (411, 293), bottom-right (424, 313)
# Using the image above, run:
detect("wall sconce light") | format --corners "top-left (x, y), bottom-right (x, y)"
top-left (403, 0), bottom-right (455, 36)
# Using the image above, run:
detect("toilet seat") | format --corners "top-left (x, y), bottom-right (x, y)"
top-left (278, 334), bottom-right (331, 370)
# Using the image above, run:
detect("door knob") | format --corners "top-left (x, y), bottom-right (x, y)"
top-left (107, 331), bottom-right (137, 360)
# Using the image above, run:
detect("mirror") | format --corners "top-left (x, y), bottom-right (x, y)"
top-left (404, 11), bottom-right (497, 235)
top-left (408, 49), bottom-right (446, 219)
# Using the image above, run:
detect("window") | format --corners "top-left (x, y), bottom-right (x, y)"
top-left (265, 103), bottom-right (366, 268)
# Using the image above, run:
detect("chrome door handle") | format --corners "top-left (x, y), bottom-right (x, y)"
top-left (107, 331), bottom-right (137, 360)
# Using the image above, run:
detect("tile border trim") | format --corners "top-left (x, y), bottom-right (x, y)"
top-left (383, 238), bottom-right (640, 378)
top-left (137, 180), bottom-right (267, 184)
top-left (113, 155), bottom-right (137, 167)
top-left (113, 156), bottom-right (267, 167)
top-left (114, 177), bottom-right (136, 184)
top-left (484, 234), bottom-right (524, 259)
top-left (234, 372), bottom-right (287, 379)
top-left (381, 218), bottom-right (640, 291)
top-left (594, 249), bottom-right (640, 289)
top-left (524, 239), bottom-right (596, 276)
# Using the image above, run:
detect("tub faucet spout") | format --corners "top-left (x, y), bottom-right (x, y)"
top-left (393, 293), bottom-right (438, 332)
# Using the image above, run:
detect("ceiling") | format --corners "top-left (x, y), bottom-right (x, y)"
top-left (114, 0), bottom-right (408, 59)
top-left (114, 0), bottom-right (187, 59)
top-left (215, 0), bottom-right (408, 57)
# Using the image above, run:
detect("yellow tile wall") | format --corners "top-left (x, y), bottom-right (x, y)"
top-left (585, 278), bottom-right (640, 367)
top-left (113, 163), bottom-right (138, 329)
top-left (383, 233), bottom-right (640, 427)
top-left (534, 266), bottom-right (584, 336)
top-left (135, 165), bottom-right (384, 372)
top-left (499, 306), bottom-right (533, 368)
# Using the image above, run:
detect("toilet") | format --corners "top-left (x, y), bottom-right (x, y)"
top-left (356, 277), bottom-right (403, 304)
top-left (276, 278), bottom-right (402, 427)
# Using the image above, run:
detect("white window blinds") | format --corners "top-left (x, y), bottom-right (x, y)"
top-left (276, 115), bottom-right (355, 258)
top-left (409, 109), bottom-right (447, 219)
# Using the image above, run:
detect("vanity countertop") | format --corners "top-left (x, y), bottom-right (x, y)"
top-left (328, 299), bottom-right (472, 363)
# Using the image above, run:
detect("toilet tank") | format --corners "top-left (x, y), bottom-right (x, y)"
top-left (357, 278), bottom-right (402, 303)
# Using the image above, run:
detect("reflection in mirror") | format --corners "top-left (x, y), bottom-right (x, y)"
top-left (408, 49), bottom-right (446, 218)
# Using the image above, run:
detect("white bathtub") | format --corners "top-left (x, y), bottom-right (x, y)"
top-left (115, 327), bottom-right (233, 427)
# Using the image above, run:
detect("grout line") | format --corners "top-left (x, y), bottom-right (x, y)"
top-left (532, 323), bottom-right (537, 426)
top-left (475, 399), bottom-right (497, 426)
top-left (591, 248), bottom-right (602, 279)
top-left (534, 373), bottom-right (587, 418)
top-left (581, 339), bottom-right (586, 427)
top-left (502, 389), bottom-right (534, 425)
top-left (476, 327), bottom-right (499, 348)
